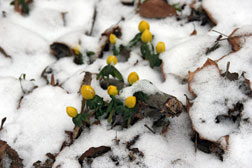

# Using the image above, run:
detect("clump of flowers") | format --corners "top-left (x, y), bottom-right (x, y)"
top-left (129, 20), bottom-right (164, 68)
top-left (97, 55), bottom-right (124, 82)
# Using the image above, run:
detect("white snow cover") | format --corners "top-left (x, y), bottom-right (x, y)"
top-left (203, 0), bottom-right (252, 34)
top-left (0, 0), bottom-right (252, 167)
top-left (119, 79), bottom-right (160, 100)
top-left (1, 86), bottom-right (81, 167)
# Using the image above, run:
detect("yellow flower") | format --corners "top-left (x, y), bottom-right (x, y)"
top-left (66, 106), bottom-right (78, 118)
top-left (73, 45), bottom-right (80, 55)
top-left (156, 42), bottom-right (166, 54)
top-left (81, 85), bottom-right (95, 100)
top-left (141, 29), bottom-right (152, 43)
top-left (128, 72), bottom-right (139, 85)
top-left (109, 33), bottom-right (117, 44)
top-left (106, 55), bottom-right (118, 65)
top-left (138, 20), bottom-right (150, 33)
top-left (107, 85), bottom-right (118, 96)
top-left (125, 96), bottom-right (136, 108)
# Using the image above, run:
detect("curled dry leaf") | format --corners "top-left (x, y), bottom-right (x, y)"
top-left (187, 59), bottom-right (251, 160)
top-left (228, 27), bottom-right (252, 52)
top-left (78, 146), bottom-right (111, 164)
top-left (50, 42), bottom-right (73, 60)
top-left (188, 58), bottom-right (220, 97)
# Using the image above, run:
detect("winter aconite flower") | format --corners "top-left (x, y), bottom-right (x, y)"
top-left (81, 85), bottom-right (95, 100)
top-left (109, 33), bottom-right (117, 44)
top-left (141, 30), bottom-right (152, 43)
top-left (128, 72), bottom-right (139, 85)
top-left (125, 96), bottom-right (136, 108)
top-left (156, 42), bottom-right (166, 54)
top-left (73, 45), bottom-right (81, 55)
top-left (107, 85), bottom-right (119, 96)
top-left (138, 20), bottom-right (150, 33)
top-left (106, 55), bottom-right (118, 65)
top-left (66, 106), bottom-right (78, 118)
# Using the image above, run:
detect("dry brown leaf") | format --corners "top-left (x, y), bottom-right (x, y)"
top-left (0, 140), bottom-right (24, 168)
top-left (78, 146), bottom-right (111, 163)
top-left (228, 28), bottom-right (240, 52)
top-left (139, 0), bottom-right (177, 18)
top-left (228, 28), bottom-right (252, 52)
top-left (188, 58), bottom-right (221, 97)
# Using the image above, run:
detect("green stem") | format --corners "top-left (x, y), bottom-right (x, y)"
top-left (107, 109), bottom-right (115, 124)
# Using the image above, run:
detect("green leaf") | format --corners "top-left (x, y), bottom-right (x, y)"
top-left (129, 32), bottom-right (142, 48)
top-left (140, 43), bottom-right (151, 59)
top-left (149, 54), bottom-right (162, 68)
top-left (112, 66), bottom-right (124, 82)
top-left (86, 51), bottom-right (95, 57)
top-left (22, 2), bottom-right (29, 15)
top-left (172, 3), bottom-right (182, 12)
top-left (96, 65), bottom-right (109, 80)
top-left (134, 91), bottom-right (149, 102)
top-left (140, 43), bottom-right (162, 68)
top-left (97, 65), bottom-right (124, 82)
top-left (112, 45), bottom-right (119, 56)
top-left (72, 114), bottom-right (83, 127)
top-left (74, 53), bottom-right (84, 65)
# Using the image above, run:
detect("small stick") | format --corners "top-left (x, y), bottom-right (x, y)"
top-left (212, 30), bottom-right (228, 37)
top-left (225, 61), bottom-right (230, 78)
top-left (144, 124), bottom-right (155, 134)
top-left (0, 117), bottom-right (6, 131)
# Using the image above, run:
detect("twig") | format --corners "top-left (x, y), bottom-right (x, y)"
top-left (0, 46), bottom-right (11, 58)
top-left (144, 124), bottom-right (155, 134)
top-left (212, 30), bottom-right (228, 37)
top-left (61, 12), bottom-right (68, 27)
top-left (0, 117), bottom-right (6, 131)
top-left (88, 6), bottom-right (97, 36)
top-left (225, 61), bottom-right (230, 78)
top-left (51, 74), bottom-right (56, 86)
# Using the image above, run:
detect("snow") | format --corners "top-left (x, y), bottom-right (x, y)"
top-left (1, 86), bottom-right (81, 167)
top-left (203, 0), bottom-right (252, 34)
top-left (1, 0), bottom-right (252, 167)
top-left (189, 65), bottom-right (247, 141)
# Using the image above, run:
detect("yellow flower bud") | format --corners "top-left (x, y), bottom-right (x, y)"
top-left (109, 33), bottom-right (117, 44)
top-left (66, 106), bottom-right (78, 118)
top-left (107, 85), bottom-right (118, 96)
top-left (156, 42), bottom-right (166, 54)
top-left (106, 55), bottom-right (118, 65)
top-left (138, 20), bottom-right (150, 33)
top-left (73, 45), bottom-right (80, 55)
top-left (141, 29), bottom-right (152, 43)
top-left (127, 72), bottom-right (139, 85)
top-left (81, 85), bottom-right (95, 100)
top-left (125, 96), bottom-right (136, 108)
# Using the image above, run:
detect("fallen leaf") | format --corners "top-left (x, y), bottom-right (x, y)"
top-left (79, 146), bottom-right (111, 163)
top-left (139, 0), bottom-right (177, 18)
top-left (188, 58), bottom-right (221, 97)
top-left (50, 42), bottom-right (73, 60)
top-left (0, 140), bottom-right (24, 168)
